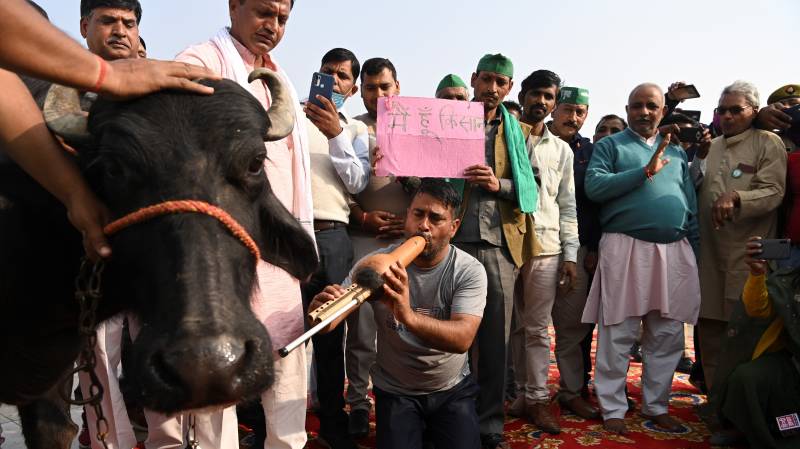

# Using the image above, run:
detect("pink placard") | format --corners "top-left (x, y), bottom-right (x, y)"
top-left (375, 96), bottom-right (485, 178)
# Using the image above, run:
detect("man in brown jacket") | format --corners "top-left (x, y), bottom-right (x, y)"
top-left (697, 80), bottom-right (787, 392)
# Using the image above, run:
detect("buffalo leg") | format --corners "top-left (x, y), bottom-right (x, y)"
top-left (18, 378), bottom-right (77, 449)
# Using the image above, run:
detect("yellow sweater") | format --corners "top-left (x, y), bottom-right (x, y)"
top-left (742, 273), bottom-right (786, 359)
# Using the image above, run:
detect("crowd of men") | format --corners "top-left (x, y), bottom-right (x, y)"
top-left (2, 0), bottom-right (799, 449)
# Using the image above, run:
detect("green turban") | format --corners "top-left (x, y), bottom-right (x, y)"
top-left (559, 87), bottom-right (589, 105)
top-left (436, 74), bottom-right (467, 94)
top-left (476, 54), bottom-right (513, 79)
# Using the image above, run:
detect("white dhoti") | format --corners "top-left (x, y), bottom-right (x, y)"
top-left (79, 315), bottom-right (136, 449)
top-left (260, 345), bottom-right (308, 449)
top-left (583, 233), bottom-right (700, 420)
top-left (141, 407), bottom-right (239, 449)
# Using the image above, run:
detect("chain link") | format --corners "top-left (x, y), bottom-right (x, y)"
top-left (63, 260), bottom-right (202, 449)
top-left (184, 413), bottom-right (201, 449)
top-left (60, 259), bottom-right (109, 449)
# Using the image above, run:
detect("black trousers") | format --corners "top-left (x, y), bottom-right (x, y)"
top-left (301, 227), bottom-right (354, 435)
top-left (374, 377), bottom-right (481, 449)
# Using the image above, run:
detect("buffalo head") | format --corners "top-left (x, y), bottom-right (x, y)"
top-left (43, 70), bottom-right (317, 413)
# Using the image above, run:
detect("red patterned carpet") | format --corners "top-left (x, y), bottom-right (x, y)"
top-left (274, 329), bottom-right (725, 448)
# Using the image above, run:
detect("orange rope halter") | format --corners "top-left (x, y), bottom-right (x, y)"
top-left (103, 200), bottom-right (261, 260)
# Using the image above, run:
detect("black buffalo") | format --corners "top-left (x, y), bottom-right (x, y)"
top-left (0, 69), bottom-right (317, 448)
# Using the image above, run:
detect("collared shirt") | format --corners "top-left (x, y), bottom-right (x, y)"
top-left (528, 125), bottom-right (579, 262)
top-left (307, 111), bottom-right (369, 222)
top-left (328, 111), bottom-right (370, 194)
top-left (453, 115), bottom-right (516, 247)
top-left (568, 133), bottom-right (602, 251)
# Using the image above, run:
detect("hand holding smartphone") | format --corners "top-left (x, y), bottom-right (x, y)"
top-left (308, 72), bottom-right (334, 108)
top-left (758, 238), bottom-right (791, 260)
top-left (671, 84), bottom-right (700, 101)
top-left (677, 125), bottom-right (704, 143)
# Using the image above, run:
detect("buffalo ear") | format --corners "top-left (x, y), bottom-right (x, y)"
top-left (257, 188), bottom-right (318, 280)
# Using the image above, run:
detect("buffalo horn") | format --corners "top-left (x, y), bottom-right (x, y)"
top-left (247, 68), bottom-right (295, 142)
top-left (43, 84), bottom-right (91, 143)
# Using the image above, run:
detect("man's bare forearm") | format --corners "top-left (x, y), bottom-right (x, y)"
top-left (0, 0), bottom-right (100, 90)
top-left (403, 312), bottom-right (480, 354)
top-left (0, 70), bottom-right (90, 207)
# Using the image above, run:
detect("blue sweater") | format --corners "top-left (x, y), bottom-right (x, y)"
top-left (586, 128), bottom-right (699, 251)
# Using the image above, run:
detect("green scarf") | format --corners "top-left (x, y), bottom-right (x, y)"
top-left (499, 104), bottom-right (538, 213)
top-left (448, 105), bottom-right (538, 213)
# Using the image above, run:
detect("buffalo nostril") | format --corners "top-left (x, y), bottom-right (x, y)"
top-left (158, 334), bottom-right (247, 399)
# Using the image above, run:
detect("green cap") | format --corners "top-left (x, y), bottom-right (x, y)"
top-left (476, 54), bottom-right (513, 78)
top-left (558, 87), bottom-right (589, 105)
top-left (436, 74), bottom-right (468, 94)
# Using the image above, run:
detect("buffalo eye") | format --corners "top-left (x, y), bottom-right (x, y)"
top-left (103, 158), bottom-right (126, 180)
top-left (248, 153), bottom-right (266, 176)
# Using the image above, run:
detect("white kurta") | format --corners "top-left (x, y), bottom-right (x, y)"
top-left (582, 233), bottom-right (701, 326)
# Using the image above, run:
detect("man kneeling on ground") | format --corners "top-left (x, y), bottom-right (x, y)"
top-left (311, 179), bottom-right (488, 449)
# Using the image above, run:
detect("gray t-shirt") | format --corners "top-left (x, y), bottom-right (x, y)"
top-left (344, 244), bottom-right (487, 395)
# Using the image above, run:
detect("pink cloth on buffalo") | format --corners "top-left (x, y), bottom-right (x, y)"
top-left (176, 30), bottom-right (315, 352)
top-left (582, 233), bottom-right (701, 326)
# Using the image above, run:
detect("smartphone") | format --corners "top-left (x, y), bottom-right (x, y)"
top-left (677, 125), bottom-right (704, 143)
top-left (759, 239), bottom-right (791, 260)
top-left (785, 104), bottom-right (800, 122)
top-left (308, 72), bottom-right (334, 108)
top-left (671, 84), bottom-right (701, 101)
top-left (679, 109), bottom-right (702, 122)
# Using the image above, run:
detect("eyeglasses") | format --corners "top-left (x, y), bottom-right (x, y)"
top-left (714, 105), bottom-right (751, 116)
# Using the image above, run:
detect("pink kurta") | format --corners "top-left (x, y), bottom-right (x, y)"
top-left (582, 232), bottom-right (701, 326)
top-left (176, 38), bottom-right (305, 352)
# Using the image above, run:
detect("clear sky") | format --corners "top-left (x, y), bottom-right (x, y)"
top-left (37, 0), bottom-right (799, 134)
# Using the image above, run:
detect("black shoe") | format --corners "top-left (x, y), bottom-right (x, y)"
top-left (348, 408), bottom-right (370, 439)
top-left (629, 342), bottom-right (642, 363)
top-left (480, 433), bottom-right (509, 449)
top-left (316, 431), bottom-right (357, 449)
top-left (676, 356), bottom-right (694, 374)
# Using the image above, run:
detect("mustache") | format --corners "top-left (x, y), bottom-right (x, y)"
top-left (414, 232), bottom-right (432, 244)
top-left (107, 37), bottom-right (129, 47)
top-left (561, 121), bottom-right (578, 129)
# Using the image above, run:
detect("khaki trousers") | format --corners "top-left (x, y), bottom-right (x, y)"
top-left (552, 246), bottom-right (594, 401)
top-left (515, 254), bottom-right (561, 403)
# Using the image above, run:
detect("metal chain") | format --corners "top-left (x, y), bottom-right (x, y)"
top-left (60, 259), bottom-right (109, 449)
top-left (184, 413), bottom-right (201, 449)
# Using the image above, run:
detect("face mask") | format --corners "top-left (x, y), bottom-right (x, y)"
top-left (332, 91), bottom-right (347, 109)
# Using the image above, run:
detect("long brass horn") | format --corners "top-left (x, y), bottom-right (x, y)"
top-left (42, 84), bottom-right (91, 143)
top-left (247, 68), bottom-right (295, 142)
